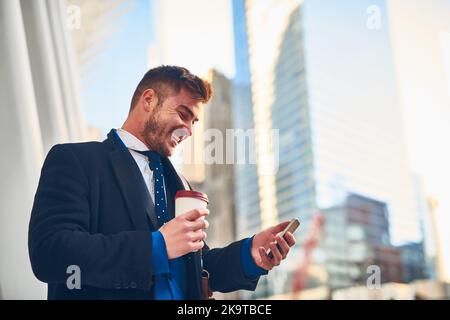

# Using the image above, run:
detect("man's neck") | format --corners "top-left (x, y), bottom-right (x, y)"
top-left (121, 121), bottom-right (148, 149)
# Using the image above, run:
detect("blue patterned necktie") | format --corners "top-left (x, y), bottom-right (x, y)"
top-left (137, 150), bottom-right (186, 299)
top-left (136, 150), bottom-right (168, 227)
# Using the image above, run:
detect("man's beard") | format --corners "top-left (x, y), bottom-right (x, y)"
top-left (141, 111), bottom-right (168, 155)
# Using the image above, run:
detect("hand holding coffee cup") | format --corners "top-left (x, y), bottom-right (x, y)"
top-left (159, 191), bottom-right (209, 259)
top-left (175, 191), bottom-right (209, 252)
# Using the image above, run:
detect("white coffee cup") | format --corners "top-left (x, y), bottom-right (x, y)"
top-left (175, 190), bottom-right (209, 217)
top-left (175, 190), bottom-right (209, 252)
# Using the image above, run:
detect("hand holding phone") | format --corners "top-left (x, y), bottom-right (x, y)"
top-left (267, 218), bottom-right (300, 259)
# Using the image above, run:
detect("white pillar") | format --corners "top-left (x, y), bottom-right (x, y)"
top-left (0, 0), bottom-right (46, 299)
top-left (47, 0), bottom-right (86, 142)
top-left (20, 0), bottom-right (69, 151)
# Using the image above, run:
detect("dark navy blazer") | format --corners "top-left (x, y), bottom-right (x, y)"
top-left (28, 129), bottom-right (260, 299)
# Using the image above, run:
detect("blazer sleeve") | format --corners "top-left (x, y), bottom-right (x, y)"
top-left (202, 239), bottom-right (260, 293)
top-left (28, 144), bottom-right (154, 290)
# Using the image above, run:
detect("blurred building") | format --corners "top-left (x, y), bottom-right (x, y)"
top-left (332, 279), bottom-right (450, 300)
top-left (238, 0), bottom-right (425, 297)
top-left (187, 69), bottom-right (237, 249)
top-left (268, 279), bottom-right (450, 300)
top-left (387, 0), bottom-right (450, 281)
top-left (231, 0), bottom-right (269, 298)
top-left (180, 69), bottom-right (238, 299)
top-left (231, 0), bottom-right (262, 243)
top-left (428, 197), bottom-right (448, 282)
top-left (411, 174), bottom-right (437, 279)
top-left (0, 0), bottom-right (86, 299)
top-left (266, 194), bottom-right (431, 300)
top-left (315, 194), bottom-right (404, 290)
top-left (274, 192), bottom-right (428, 298)
top-left (397, 242), bottom-right (427, 283)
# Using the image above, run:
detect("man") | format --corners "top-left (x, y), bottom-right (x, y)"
top-left (28, 65), bottom-right (296, 300)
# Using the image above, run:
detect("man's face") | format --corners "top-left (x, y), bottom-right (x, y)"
top-left (142, 87), bottom-right (200, 157)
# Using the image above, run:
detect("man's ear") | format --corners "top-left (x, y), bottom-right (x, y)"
top-left (141, 89), bottom-right (158, 112)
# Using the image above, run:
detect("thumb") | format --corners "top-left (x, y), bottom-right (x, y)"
top-left (183, 208), bottom-right (209, 221)
top-left (269, 220), bottom-right (290, 234)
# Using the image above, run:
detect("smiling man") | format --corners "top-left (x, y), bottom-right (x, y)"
top-left (28, 65), bottom-right (296, 300)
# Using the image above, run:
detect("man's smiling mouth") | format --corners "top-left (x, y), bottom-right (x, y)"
top-left (170, 135), bottom-right (181, 146)
top-left (171, 128), bottom-right (189, 146)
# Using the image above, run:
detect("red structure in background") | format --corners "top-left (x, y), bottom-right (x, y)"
top-left (291, 213), bottom-right (325, 299)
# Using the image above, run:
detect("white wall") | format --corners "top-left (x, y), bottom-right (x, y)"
top-left (0, 0), bottom-right (85, 299)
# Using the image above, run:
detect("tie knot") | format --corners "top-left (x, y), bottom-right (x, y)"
top-left (136, 150), bottom-right (162, 171)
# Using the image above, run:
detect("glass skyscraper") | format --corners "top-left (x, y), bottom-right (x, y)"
top-left (232, 0), bottom-right (262, 240)
top-left (238, 0), bottom-right (423, 297)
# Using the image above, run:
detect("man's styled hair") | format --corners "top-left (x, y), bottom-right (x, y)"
top-left (129, 65), bottom-right (212, 111)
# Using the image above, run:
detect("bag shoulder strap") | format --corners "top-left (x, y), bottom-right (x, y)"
top-left (180, 173), bottom-right (193, 191)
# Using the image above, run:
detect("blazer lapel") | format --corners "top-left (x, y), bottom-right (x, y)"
top-left (106, 130), bottom-right (159, 231)
top-left (106, 129), bottom-right (203, 299)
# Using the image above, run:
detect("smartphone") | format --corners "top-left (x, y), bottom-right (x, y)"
top-left (267, 218), bottom-right (300, 259)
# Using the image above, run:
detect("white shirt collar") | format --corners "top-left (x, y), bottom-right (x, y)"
top-left (116, 128), bottom-right (150, 151)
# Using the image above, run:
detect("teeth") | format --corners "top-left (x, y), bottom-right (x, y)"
top-left (172, 128), bottom-right (189, 144)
